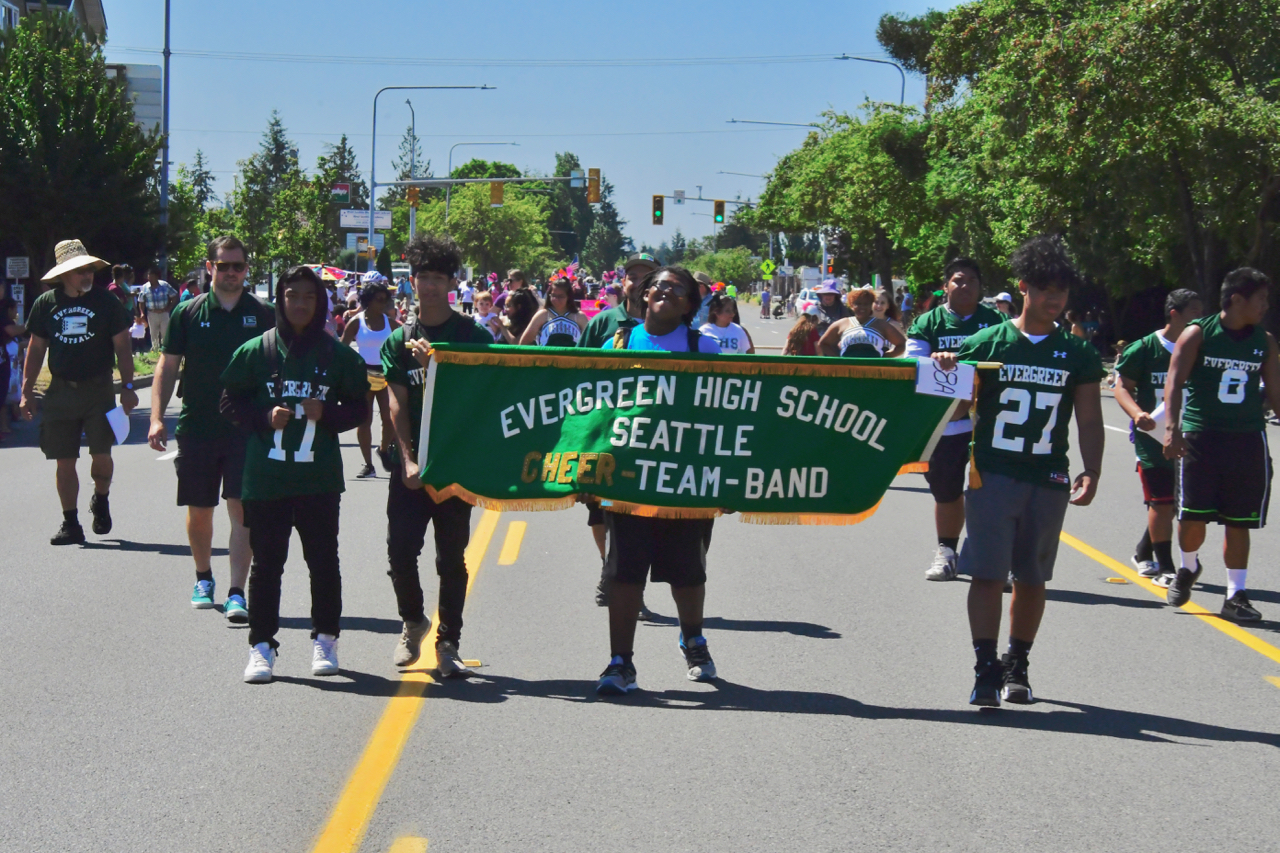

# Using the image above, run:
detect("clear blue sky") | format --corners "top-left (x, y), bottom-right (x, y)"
top-left (102, 0), bottom-right (951, 245)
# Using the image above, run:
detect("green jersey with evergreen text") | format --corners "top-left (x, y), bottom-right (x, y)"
top-left (381, 311), bottom-right (494, 465)
top-left (907, 302), bottom-right (1005, 353)
top-left (959, 322), bottom-right (1105, 490)
top-left (1115, 332), bottom-right (1175, 469)
top-left (220, 334), bottom-right (369, 501)
top-left (1181, 313), bottom-right (1269, 433)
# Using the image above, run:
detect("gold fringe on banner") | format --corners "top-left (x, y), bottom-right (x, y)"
top-left (739, 500), bottom-right (883, 526)
top-left (425, 484), bottom-right (579, 513)
top-left (599, 500), bottom-right (723, 520)
top-left (431, 347), bottom-right (916, 381)
top-left (898, 462), bottom-right (930, 474)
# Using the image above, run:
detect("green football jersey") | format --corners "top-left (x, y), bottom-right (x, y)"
top-left (220, 334), bottom-right (369, 501)
top-left (959, 322), bottom-right (1105, 490)
top-left (1181, 313), bottom-right (1268, 433)
top-left (381, 311), bottom-right (494, 465)
top-left (907, 302), bottom-right (1006, 353)
top-left (1114, 332), bottom-right (1175, 469)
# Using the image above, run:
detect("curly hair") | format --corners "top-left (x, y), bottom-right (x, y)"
top-left (358, 282), bottom-right (391, 309)
top-left (404, 232), bottom-right (462, 278)
top-left (1010, 235), bottom-right (1080, 290)
top-left (504, 288), bottom-right (541, 338)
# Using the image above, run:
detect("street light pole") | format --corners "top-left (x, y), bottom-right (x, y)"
top-left (444, 141), bottom-right (520, 226)
top-left (158, 0), bottom-right (171, 276)
top-left (834, 54), bottom-right (907, 105)
top-left (405, 99), bottom-right (416, 243)
top-left (368, 86), bottom-right (493, 271)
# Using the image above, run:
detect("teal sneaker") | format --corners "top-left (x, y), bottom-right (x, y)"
top-left (224, 593), bottom-right (248, 624)
top-left (191, 579), bottom-right (216, 609)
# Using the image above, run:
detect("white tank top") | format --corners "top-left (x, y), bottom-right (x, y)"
top-left (354, 311), bottom-right (393, 367)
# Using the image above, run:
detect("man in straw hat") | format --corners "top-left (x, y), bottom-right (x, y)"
top-left (20, 239), bottom-right (137, 545)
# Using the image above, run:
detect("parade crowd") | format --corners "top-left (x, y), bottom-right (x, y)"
top-left (11, 231), bottom-right (1278, 706)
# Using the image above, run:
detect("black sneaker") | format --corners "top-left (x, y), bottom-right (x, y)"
top-left (376, 447), bottom-right (394, 473)
top-left (1001, 653), bottom-right (1034, 704)
top-left (356, 462), bottom-right (377, 479)
top-left (596, 659), bottom-right (638, 695)
top-left (1166, 567), bottom-right (1197, 607)
top-left (88, 493), bottom-right (112, 535)
top-left (1221, 591), bottom-right (1262, 623)
top-left (51, 519), bottom-right (86, 546)
top-left (970, 659), bottom-right (1003, 707)
top-left (680, 634), bottom-right (717, 681)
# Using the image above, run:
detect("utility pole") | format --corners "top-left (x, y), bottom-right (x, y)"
top-left (158, 0), bottom-right (171, 276)
top-left (405, 99), bottom-right (416, 242)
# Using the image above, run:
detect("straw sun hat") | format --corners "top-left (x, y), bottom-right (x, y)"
top-left (42, 239), bottom-right (108, 281)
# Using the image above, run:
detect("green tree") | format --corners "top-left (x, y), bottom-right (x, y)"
top-left (227, 111), bottom-right (300, 275)
top-left (417, 181), bottom-right (555, 277)
top-left (383, 123), bottom-right (434, 207)
top-left (314, 134), bottom-right (368, 260)
top-left (0, 8), bottom-right (162, 281)
top-left (685, 247), bottom-right (761, 289)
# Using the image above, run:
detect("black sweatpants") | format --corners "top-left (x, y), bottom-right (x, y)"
top-left (244, 492), bottom-right (342, 648)
top-left (386, 474), bottom-right (472, 643)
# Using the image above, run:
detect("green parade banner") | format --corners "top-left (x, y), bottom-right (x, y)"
top-left (417, 344), bottom-right (963, 524)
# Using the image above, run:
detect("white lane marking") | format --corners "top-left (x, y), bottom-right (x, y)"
top-left (1104, 425), bottom-right (1128, 433)
top-left (156, 450), bottom-right (178, 461)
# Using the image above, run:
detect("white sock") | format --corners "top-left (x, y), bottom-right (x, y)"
top-left (1179, 549), bottom-right (1198, 572)
top-left (1227, 569), bottom-right (1248, 599)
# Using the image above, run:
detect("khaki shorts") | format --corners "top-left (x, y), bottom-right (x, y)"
top-left (39, 374), bottom-right (116, 459)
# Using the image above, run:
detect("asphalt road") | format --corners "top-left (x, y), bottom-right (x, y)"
top-left (4, 314), bottom-right (1280, 853)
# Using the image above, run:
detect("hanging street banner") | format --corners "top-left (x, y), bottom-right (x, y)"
top-left (416, 345), bottom-right (965, 524)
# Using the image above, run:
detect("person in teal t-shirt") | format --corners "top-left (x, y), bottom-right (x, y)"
top-left (220, 265), bottom-right (369, 684)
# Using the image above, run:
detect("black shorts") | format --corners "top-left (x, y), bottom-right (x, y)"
top-left (175, 432), bottom-right (249, 507)
top-left (1178, 431), bottom-right (1272, 528)
top-left (585, 499), bottom-right (604, 527)
top-left (1137, 463), bottom-right (1175, 506)
top-left (925, 431), bottom-right (970, 504)
top-left (604, 511), bottom-right (713, 588)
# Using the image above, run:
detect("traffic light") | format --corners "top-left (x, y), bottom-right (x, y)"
top-left (713, 200), bottom-right (725, 223)
top-left (826, 259), bottom-right (834, 275)
top-left (408, 186), bottom-right (420, 208)
top-left (490, 181), bottom-right (504, 207)
top-left (587, 168), bottom-right (601, 204)
top-left (652, 195), bottom-right (664, 224)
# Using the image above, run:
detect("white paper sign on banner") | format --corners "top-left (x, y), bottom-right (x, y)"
top-left (915, 357), bottom-right (976, 401)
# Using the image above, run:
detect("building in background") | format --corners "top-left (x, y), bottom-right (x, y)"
top-left (2, 0), bottom-right (107, 36)
top-left (106, 64), bottom-right (162, 133)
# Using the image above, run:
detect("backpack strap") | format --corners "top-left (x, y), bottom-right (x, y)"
top-left (261, 327), bottom-right (283, 401)
top-left (174, 293), bottom-right (210, 399)
top-left (611, 326), bottom-right (632, 350)
top-left (686, 326), bottom-right (702, 353)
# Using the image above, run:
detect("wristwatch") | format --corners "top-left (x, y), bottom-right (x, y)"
top-left (123, 382), bottom-right (134, 390)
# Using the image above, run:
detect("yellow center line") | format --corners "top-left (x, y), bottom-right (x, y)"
top-left (1060, 531), bottom-right (1280, 667)
top-left (387, 837), bottom-right (428, 853)
top-left (310, 508), bottom-right (501, 853)
top-left (497, 520), bottom-right (527, 565)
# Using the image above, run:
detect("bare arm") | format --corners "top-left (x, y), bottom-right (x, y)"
top-left (340, 318), bottom-right (359, 346)
top-left (816, 320), bottom-right (845, 357)
top-left (1112, 376), bottom-right (1153, 430)
top-left (113, 329), bottom-right (138, 413)
top-left (1071, 381), bottom-right (1105, 506)
top-left (387, 380), bottom-right (422, 489)
top-left (1261, 332), bottom-right (1280, 416)
top-left (147, 353), bottom-right (182, 450)
top-left (1162, 324), bottom-right (1203, 459)
top-left (518, 310), bottom-right (550, 346)
top-left (18, 335), bottom-right (48, 419)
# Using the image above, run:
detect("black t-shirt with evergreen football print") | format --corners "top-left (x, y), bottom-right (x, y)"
top-left (1115, 332), bottom-right (1175, 470)
top-left (381, 311), bottom-right (493, 465)
top-left (220, 334), bottom-right (369, 501)
top-left (1181, 313), bottom-right (1268, 433)
top-left (958, 322), bottom-right (1105, 491)
top-left (907, 302), bottom-right (1005, 353)
top-left (26, 286), bottom-right (132, 380)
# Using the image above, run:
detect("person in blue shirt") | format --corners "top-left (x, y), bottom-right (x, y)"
top-left (597, 266), bottom-right (720, 697)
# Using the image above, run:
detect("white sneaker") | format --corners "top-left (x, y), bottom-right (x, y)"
top-left (435, 640), bottom-right (473, 679)
top-left (925, 545), bottom-right (959, 581)
top-left (1131, 556), bottom-right (1160, 578)
top-left (312, 634), bottom-right (340, 676)
top-left (244, 642), bottom-right (276, 683)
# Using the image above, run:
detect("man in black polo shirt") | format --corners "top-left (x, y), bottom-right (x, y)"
top-left (382, 233), bottom-right (493, 677)
top-left (20, 239), bottom-right (136, 545)
top-left (149, 236), bottom-right (273, 619)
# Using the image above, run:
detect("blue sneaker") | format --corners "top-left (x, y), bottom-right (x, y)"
top-left (224, 593), bottom-right (248, 623)
top-left (191, 579), bottom-right (216, 609)
top-left (679, 634), bottom-right (717, 681)
top-left (596, 656), bottom-right (638, 695)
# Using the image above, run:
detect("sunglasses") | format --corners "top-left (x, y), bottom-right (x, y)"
top-left (647, 281), bottom-right (690, 298)
top-left (212, 261), bottom-right (247, 273)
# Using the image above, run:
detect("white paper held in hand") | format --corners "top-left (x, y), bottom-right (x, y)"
top-left (1140, 402), bottom-right (1167, 435)
top-left (915, 357), bottom-right (975, 401)
top-left (105, 406), bottom-right (130, 445)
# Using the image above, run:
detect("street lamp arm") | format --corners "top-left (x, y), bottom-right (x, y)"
top-left (834, 54), bottom-right (906, 105)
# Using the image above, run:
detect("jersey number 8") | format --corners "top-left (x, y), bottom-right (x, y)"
top-left (1217, 368), bottom-right (1248, 404)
